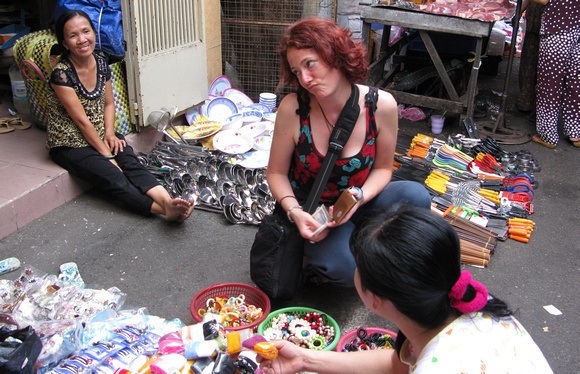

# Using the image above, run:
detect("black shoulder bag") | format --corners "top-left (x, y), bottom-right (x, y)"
top-left (250, 85), bottom-right (361, 301)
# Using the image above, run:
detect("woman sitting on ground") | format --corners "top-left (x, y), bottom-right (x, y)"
top-left (259, 207), bottom-right (553, 373)
top-left (46, 10), bottom-right (193, 222)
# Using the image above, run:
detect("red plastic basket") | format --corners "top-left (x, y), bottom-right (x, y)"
top-left (335, 327), bottom-right (397, 352)
top-left (190, 282), bottom-right (271, 331)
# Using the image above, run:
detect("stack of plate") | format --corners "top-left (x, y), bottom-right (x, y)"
top-left (259, 92), bottom-right (277, 112)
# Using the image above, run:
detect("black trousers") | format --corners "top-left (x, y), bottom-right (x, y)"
top-left (49, 135), bottom-right (160, 216)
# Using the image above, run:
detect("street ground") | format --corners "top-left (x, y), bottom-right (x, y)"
top-left (1, 59), bottom-right (579, 373)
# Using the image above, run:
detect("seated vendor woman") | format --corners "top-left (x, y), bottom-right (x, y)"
top-left (46, 10), bottom-right (193, 222)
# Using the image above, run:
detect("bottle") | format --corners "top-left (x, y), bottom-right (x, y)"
top-left (9, 64), bottom-right (32, 122)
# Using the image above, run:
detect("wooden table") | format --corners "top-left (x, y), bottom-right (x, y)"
top-left (361, 5), bottom-right (493, 118)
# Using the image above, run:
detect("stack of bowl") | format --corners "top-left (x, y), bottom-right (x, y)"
top-left (259, 92), bottom-right (277, 112)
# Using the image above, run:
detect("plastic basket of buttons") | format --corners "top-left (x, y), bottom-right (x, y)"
top-left (335, 327), bottom-right (397, 352)
top-left (190, 282), bottom-right (271, 332)
top-left (257, 307), bottom-right (340, 351)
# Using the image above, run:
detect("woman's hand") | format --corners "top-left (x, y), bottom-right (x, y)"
top-left (328, 187), bottom-right (361, 227)
top-left (293, 209), bottom-right (331, 242)
top-left (258, 340), bottom-right (306, 374)
top-left (105, 134), bottom-right (126, 155)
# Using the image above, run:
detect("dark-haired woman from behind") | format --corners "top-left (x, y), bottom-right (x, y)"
top-left (258, 207), bottom-right (553, 373)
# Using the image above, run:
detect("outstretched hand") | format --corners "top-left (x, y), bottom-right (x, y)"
top-left (258, 340), bottom-right (306, 374)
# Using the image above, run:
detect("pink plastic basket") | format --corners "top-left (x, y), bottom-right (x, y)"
top-left (335, 327), bottom-right (397, 352)
top-left (190, 282), bottom-right (271, 331)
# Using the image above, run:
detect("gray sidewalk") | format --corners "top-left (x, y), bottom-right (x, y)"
top-left (1, 61), bottom-right (579, 372)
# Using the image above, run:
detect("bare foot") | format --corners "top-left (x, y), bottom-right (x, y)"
top-left (176, 199), bottom-right (195, 223)
top-left (163, 198), bottom-right (190, 222)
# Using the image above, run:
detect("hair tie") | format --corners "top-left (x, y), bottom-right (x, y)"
top-left (448, 270), bottom-right (489, 314)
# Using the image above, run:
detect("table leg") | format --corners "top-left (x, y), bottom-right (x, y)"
top-left (465, 38), bottom-right (483, 119)
top-left (419, 30), bottom-right (459, 101)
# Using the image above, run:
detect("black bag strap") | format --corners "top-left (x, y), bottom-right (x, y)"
top-left (304, 84), bottom-right (360, 213)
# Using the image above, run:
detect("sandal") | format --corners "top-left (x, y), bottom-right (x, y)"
top-left (532, 134), bottom-right (556, 149)
top-left (6, 117), bottom-right (31, 131)
top-left (0, 121), bottom-right (14, 134)
top-left (570, 138), bottom-right (580, 148)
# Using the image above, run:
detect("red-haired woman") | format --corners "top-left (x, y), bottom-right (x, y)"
top-left (266, 18), bottom-right (431, 287)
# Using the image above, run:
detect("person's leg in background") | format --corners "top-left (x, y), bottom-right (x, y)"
top-left (562, 27), bottom-right (580, 146)
top-left (535, 32), bottom-right (570, 146)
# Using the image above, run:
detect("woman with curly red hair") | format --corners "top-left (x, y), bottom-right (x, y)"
top-left (266, 18), bottom-right (430, 287)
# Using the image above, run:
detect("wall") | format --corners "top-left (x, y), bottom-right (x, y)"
top-left (337, 0), bottom-right (362, 39)
top-left (204, 0), bottom-right (222, 84)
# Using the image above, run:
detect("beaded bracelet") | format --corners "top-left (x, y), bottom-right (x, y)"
top-left (279, 195), bottom-right (296, 205)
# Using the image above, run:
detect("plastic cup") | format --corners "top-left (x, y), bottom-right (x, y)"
top-left (431, 115), bottom-right (445, 134)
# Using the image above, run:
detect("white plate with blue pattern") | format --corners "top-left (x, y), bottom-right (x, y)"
top-left (206, 97), bottom-right (239, 122)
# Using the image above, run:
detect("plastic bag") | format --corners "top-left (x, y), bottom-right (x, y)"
top-left (55, 0), bottom-right (125, 63)
top-left (0, 326), bottom-right (43, 374)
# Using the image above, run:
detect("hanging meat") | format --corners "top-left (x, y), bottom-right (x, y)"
top-left (418, 0), bottom-right (514, 22)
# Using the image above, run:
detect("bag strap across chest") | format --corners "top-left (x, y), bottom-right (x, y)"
top-left (303, 84), bottom-right (361, 213)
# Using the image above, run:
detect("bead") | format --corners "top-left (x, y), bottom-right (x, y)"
top-left (308, 336), bottom-right (327, 350)
top-left (254, 341), bottom-right (279, 360)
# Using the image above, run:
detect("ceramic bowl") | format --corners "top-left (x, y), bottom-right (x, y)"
top-left (241, 110), bottom-right (263, 125)
top-left (262, 112), bottom-right (277, 123)
top-left (221, 113), bottom-right (244, 131)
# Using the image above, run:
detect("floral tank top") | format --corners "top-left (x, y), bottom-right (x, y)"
top-left (46, 52), bottom-right (111, 150)
top-left (290, 88), bottom-right (378, 204)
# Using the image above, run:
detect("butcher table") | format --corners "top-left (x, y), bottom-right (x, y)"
top-left (361, 4), bottom-right (494, 119)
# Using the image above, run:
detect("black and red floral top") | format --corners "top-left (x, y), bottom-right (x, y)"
top-left (290, 89), bottom-right (378, 204)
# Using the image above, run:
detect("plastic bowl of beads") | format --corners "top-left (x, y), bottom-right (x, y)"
top-left (335, 327), bottom-right (397, 352)
top-left (190, 282), bottom-right (271, 331)
top-left (257, 307), bottom-right (341, 351)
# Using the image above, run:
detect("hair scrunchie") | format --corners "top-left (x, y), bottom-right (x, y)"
top-left (448, 270), bottom-right (489, 314)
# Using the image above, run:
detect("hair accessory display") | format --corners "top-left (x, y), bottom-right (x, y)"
top-left (448, 270), bottom-right (489, 313)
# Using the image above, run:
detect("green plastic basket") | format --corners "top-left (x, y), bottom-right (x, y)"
top-left (257, 307), bottom-right (341, 351)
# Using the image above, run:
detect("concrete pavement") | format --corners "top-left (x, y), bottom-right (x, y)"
top-left (1, 63), bottom-right (579, 372)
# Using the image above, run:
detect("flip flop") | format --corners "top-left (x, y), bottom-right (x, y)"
top-left (7, 117), bottom-right (31, 131)
top-left (531, 134), bottom-right (556, 149)
top-left (0, 121), bottom-right (14, 134)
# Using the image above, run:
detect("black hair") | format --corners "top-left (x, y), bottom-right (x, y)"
top-left (54, 10), bottom-right (95, 56)
top-left (350, 206), bottom-right (512, 330)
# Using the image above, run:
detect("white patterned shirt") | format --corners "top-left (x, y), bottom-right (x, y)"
top-left (400, 312), bottom-right (553, 373)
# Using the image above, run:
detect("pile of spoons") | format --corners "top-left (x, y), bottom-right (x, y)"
top-left (137, 141), bottom-right (275, 224)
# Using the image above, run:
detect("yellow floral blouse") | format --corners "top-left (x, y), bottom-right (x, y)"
top-left (46, 53), bottom-right (111, 150)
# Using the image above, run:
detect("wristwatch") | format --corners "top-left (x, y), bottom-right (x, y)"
top-left (286, 205), bottom-right (303, 223)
